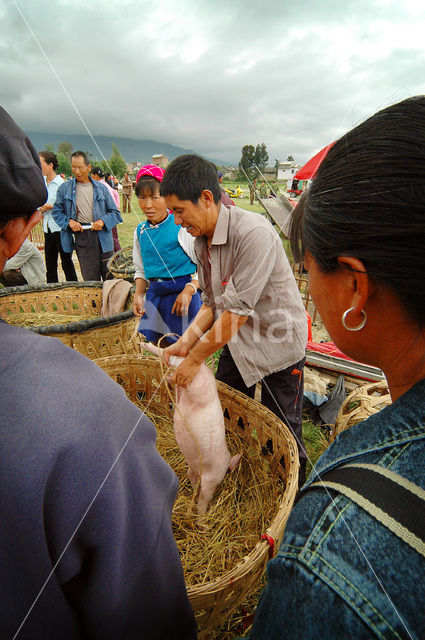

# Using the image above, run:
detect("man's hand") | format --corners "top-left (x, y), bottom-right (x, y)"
top-left (69, 219), bottom-right (83, 232)
top-left (162, 340), bottom-right (189, 365)
top-left (91, 219), bottom-right (105, 231)
top-left (169, 354), bottom-right (202, 389)
top-left (132, 293), bottom-right (145, 317)
top-left (172, 290), bottom-right (192, 316)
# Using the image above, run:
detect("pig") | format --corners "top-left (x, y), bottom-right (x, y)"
top-left (143, 342), bottom-right (240, 515)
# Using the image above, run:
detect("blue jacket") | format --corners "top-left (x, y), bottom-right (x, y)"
top-left (52, 177), bottom-right (122, 253)
top-left (247, 378), bottom-right (425, 640)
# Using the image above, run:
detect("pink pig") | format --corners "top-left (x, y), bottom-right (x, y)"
top-left (143, 342), bottom-right (240, 514)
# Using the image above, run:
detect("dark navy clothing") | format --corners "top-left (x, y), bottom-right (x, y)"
top-left (247, 378), bottom-right (425, 640)
top-left (0, 320), bottom-right (196, 639)
top-left (139, 275), bottom-right (202, 343)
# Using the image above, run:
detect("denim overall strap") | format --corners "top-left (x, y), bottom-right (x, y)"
top-left (309, 462), bottom-right (425, 558)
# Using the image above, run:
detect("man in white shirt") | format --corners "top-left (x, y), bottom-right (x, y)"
top-left (38, 151), bottom-right (78, 283)
top-left (0, 238), bottom-right (46, 287)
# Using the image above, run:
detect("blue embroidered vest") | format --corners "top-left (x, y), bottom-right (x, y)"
top-left (136, 214), bottom-right (196, 280)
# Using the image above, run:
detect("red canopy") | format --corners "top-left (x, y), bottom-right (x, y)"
top-left (294, 142), bottom-right (335, 180)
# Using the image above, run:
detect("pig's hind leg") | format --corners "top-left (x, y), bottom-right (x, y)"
top-left (228, 453), bottom-right (241, 471)
top-left (196, 478), bottom-right (219, 515)
top-left (196, 455), bottom-right (241, 515)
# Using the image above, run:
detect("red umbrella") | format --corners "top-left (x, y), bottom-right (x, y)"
top-left (294, 142), bottom-right (335, 180)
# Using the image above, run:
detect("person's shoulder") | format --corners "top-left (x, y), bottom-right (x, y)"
top-left (136, 220), bottom-right (148, 233)
top-left (229, 206), bottom-right (276, 236)
top-left (178, 224), bottom-right (195, 241)
top-left (93, 179), bottom-right (108, 193)
top-left (57, 177), bottom-right (73, 194)
top-left (53, 174), bottom-right (64, 185)
top-left (1, 322), bottom-right (141, 418)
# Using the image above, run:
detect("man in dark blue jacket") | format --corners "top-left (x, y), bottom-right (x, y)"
top-left (52, 151), bottom-right (122, 281)
top-left (0, 106), bottom-right (196, 639)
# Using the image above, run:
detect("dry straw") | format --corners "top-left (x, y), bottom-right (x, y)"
top-left (331, 380), bottom-right (392, 442)
top-left (0, 282), bottom-right (138, 359)
top-left (93, 354), bottom-right (299, 639)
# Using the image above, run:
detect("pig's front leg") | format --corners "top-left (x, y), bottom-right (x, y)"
top-left (187, 467), bottom-right (198, 490)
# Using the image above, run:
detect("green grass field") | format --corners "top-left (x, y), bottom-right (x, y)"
top-left (116, 188), bottom-right (265, 247)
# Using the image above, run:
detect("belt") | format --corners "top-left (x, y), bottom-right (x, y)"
top-left (149, 274), bottom-right (192, 282)
top-left (149, 277), bottom-right (174, 282)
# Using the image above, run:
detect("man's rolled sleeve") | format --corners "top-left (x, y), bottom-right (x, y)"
top-left (200, 289), bottom-right (213, 307)
top-left (221, 278), bottom-right (255, 316)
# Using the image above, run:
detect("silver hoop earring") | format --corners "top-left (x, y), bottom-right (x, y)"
top-left (341, 307), bottom-right (367, 332)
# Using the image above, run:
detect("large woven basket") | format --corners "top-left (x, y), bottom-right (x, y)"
top-left (93, 354), bottom-right (299, 639)
top-left (0, 282), bottom-right (139, 360)
top-left (331, 381), bottom-right (392, 442)
top-left (106, 246), bottom-right (135, 282)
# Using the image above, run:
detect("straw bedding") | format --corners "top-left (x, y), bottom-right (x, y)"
top-left (131, 394), bottom-right (283, 587)
top-left (4, 312), bottom-right (93, 327)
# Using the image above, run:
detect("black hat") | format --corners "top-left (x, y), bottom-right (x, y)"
top-left (0, 106), bottom-right (47, 220)
top-left (91, 166), bottom-right (104, 178)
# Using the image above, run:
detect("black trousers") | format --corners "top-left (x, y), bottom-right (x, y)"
top-left (74, 230), bottom-right (113, 281)
top-left (44, 230), bottom-right (78, 283)
top-left (216, 345), bottom-right (307, 468)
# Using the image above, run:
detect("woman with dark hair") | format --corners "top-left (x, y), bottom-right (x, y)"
top-left (244, 96), bottom-right (425, 639)
top-left (132, 165), bottom-right (202, 345)
top-left (38, 150), bottom-right (78, 282)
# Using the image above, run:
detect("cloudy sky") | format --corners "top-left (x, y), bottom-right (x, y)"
top-left (2, 0), bottom-right (425, 165)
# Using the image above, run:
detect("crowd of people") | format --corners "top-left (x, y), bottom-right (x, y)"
top-left (1, 95), bottom-right (424, 639)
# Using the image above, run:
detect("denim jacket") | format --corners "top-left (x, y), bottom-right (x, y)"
top-left (247, 378), bottom-right (425, 640)
top-left (52, 178), bottom-right (122, 253)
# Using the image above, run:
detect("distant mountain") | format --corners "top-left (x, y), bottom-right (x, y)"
top-left (26, 131), bottom-right (230, 165)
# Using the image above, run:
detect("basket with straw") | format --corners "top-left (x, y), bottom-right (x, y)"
top-left (0, 282), bottom-right (138, 359)
top-left (331, 380), bottom-right (392, 442)
top-left (93, 353), bottom-right (299, 639)
top-left (106, 246), bottom-right (135, 282)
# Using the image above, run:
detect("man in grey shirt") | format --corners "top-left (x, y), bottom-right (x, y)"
top-left (52, 151), bottom-right (122, 281)
top-left (161, 155), bottom-right (308, 484)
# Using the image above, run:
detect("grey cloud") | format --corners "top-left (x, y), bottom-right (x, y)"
top-left (2, 0), bottom-right (425, 165)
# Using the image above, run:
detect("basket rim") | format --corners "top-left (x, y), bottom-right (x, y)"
top-left (0, 282), bottom-right (135, 334)
top-left (30, 309), bottom-right (135, 335)
top-left (107, 247), bottom-right (135, 275)
top-left (0, 281), bottom-right (104, 297)
top-left (92, 353), bottom-right (299, 599)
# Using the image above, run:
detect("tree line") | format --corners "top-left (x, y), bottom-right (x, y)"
top-left (43, 141), bottom-right (127, 178)
top-left (238, 144), bottom-right (295, 180)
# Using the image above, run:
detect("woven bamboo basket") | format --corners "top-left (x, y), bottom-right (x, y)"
top-left (331, 381), bottom-right (392, 442)
top-left (0, 282), bottom-right (138, 360)
top-left (93, 354), bottom-right (299, 639)
top-left (106, 246), bottom-right (135, 282)
top-left (29, 219), bottom-right (45, 250)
